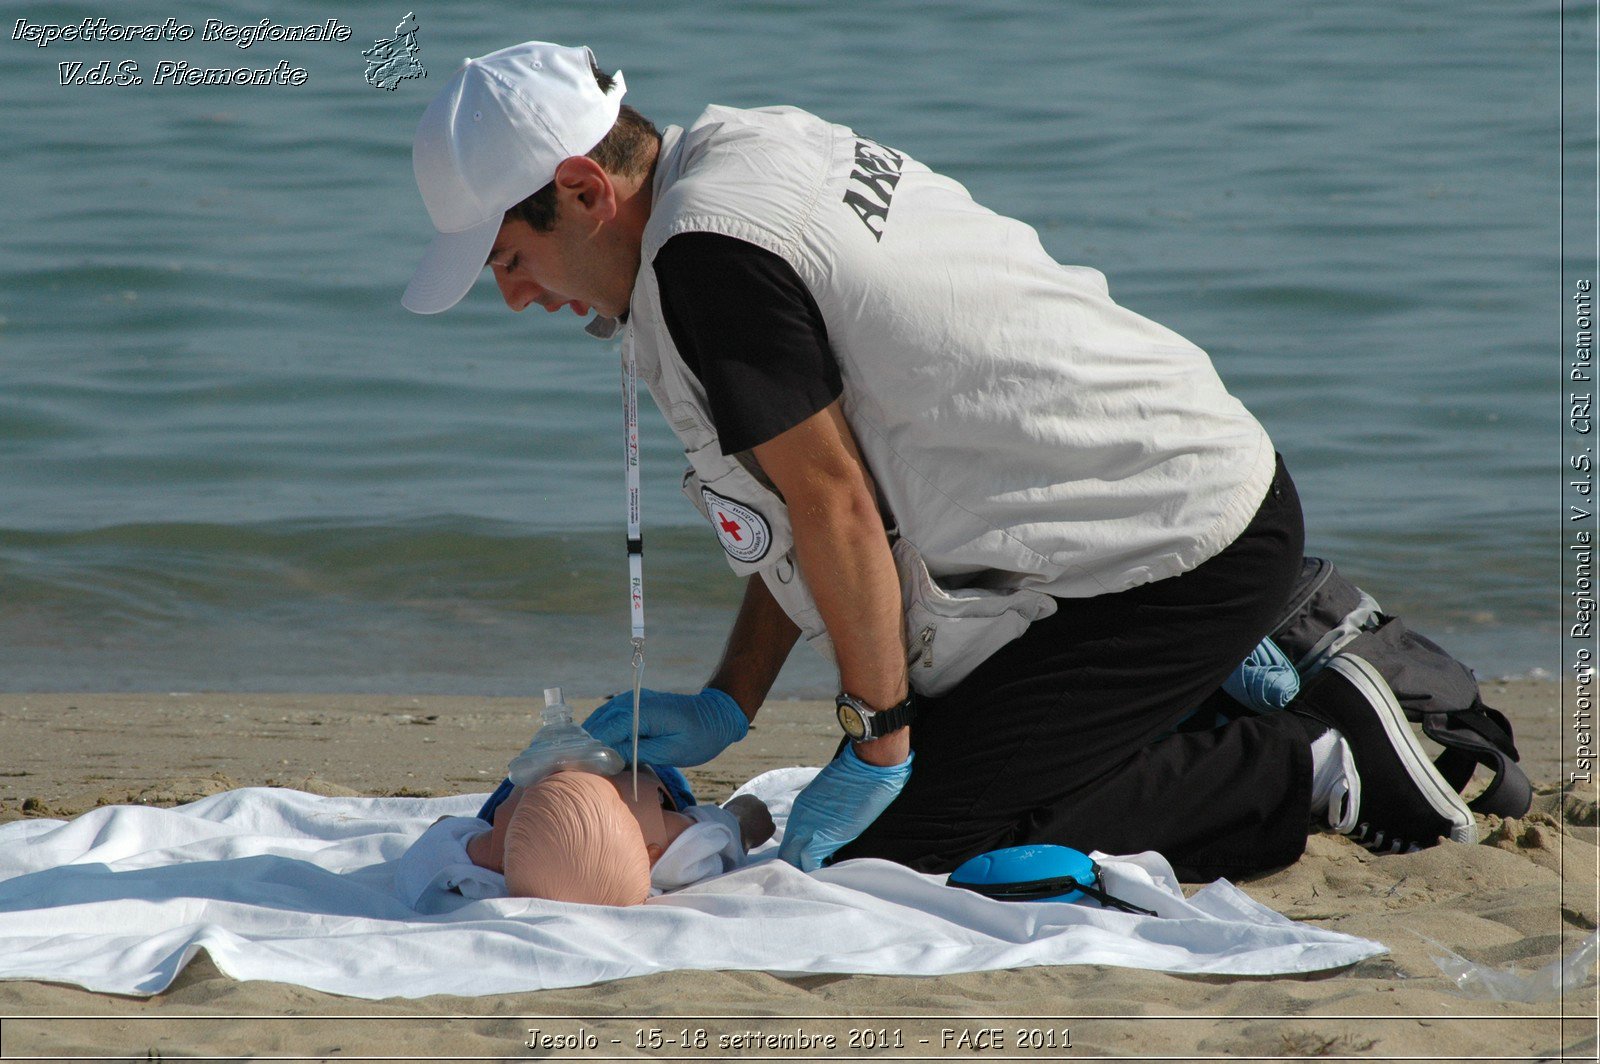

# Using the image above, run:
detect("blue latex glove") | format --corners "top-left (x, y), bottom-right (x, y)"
top-left (778, 745), bottom-right (913, 871)
top-left (581, 686), bottom-right (748, 768)
top-left (1221, 636), bottom-right (1301, 712)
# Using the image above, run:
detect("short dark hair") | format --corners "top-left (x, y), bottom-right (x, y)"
top-left (506, 64), bottom-right (660, 232)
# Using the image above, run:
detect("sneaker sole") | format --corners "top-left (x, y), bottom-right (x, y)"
top-left (1325, 654), bottom-right (1477, 846)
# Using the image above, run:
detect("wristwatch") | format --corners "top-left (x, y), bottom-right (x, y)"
top-left (835, 690), bottom-right (916, 741)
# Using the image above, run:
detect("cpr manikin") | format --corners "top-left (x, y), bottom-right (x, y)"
top-left (465, 764), bottom-right (774, 906)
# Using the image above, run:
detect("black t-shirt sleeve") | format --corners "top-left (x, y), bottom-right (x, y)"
top-left (652, 232), bottom-right (841, 454)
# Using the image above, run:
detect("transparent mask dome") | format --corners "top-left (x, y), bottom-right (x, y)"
top-left (505, 686), bottom-right (625, 787)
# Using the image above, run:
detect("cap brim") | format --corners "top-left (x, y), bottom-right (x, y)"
top-left (402, 215), bottom-right (502, 314)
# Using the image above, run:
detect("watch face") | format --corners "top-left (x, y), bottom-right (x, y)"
top-left (836, 701), bottom-right (867, 740)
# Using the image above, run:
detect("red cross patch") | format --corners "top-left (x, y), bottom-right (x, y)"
top-left (701, 487), bottom-right (771, 564)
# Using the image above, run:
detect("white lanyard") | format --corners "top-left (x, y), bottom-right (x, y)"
top-left (622, 334), bottom-right (645, 799)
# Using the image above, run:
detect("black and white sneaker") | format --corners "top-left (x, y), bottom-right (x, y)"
top-left (1293, 653), bottom-right (1476, 852)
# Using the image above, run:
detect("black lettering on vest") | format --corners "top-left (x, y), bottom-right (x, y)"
top-left (843, 138), bottom-right (904, 242)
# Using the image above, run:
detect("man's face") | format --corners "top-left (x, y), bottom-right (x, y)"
top-left (483, 153), bottom-right (650, 323)
top-left (486, 215), bottom-right (600, 318)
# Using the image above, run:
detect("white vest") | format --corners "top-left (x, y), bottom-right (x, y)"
top-left (609, 106), bottom-right (1275, 696)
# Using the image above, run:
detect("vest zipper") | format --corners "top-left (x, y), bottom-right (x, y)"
top-left (916, 625), bottom-right (937, 668)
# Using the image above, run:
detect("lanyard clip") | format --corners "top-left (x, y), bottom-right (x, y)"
top-left (629, 636), bottom-right (645, 800)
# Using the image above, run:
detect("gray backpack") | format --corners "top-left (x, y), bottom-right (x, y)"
top-left (1271, 557), bottom-right (1531, 819)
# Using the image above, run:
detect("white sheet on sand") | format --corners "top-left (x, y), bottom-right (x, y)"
top-left (0, 767), bottom-right (1384, 999)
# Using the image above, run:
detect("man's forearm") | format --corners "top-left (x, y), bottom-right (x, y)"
top-left (786, 485), bottom-right (911, 766)
top-left (707, 574), bottom-right (801, 723)
top-left (744, 401), bottom-right (912, 767)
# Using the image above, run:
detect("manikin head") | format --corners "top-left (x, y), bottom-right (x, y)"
top-left (471, 765), bottom-right (693, 906)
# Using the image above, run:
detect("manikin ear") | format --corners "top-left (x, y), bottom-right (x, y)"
top-left (465, 830), bottom-right (499, 872)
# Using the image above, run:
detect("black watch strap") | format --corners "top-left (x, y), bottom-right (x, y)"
top-left (837, 691), bottom-right (916, 740)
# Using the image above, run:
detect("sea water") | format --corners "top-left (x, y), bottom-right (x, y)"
top-left (0, 0), bottom-right (1565, 694)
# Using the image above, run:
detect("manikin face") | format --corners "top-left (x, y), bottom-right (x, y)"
top-left (604, 765), bottom-right (694, 862)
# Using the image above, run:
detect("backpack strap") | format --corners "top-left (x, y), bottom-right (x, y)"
top-left (1421, 702), bottom-right (1532, 818)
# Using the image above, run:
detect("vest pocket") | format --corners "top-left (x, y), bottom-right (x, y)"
top-left (892, 538), bottom-right (1058, 697)
top-left (680, 455), bottom-right (795, 577)
top-left (681, 461), bottom-right (837, 664)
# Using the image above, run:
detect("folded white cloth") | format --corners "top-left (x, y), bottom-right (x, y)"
top-left (650, 803), bottom-right (746, 893)
top-left (391, 815), bottom-right (501, 912)
top-left (0, 768), bottom-right (1385, 999)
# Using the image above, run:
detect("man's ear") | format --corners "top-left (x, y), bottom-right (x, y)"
top-left (553, 155), bottom-right (616, 221)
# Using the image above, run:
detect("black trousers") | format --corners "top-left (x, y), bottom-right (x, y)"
top-left (835, 454), bottom-right (1314, 882)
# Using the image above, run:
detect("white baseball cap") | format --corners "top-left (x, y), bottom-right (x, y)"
top-left (403, 41), bottom-right (626, 314)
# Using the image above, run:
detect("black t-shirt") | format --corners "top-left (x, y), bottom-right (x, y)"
top-left (652, 232), bottom-right (841, 454)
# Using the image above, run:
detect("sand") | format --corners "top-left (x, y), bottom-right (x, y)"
top-left (0, 678), bottom-right (1594, 1062)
